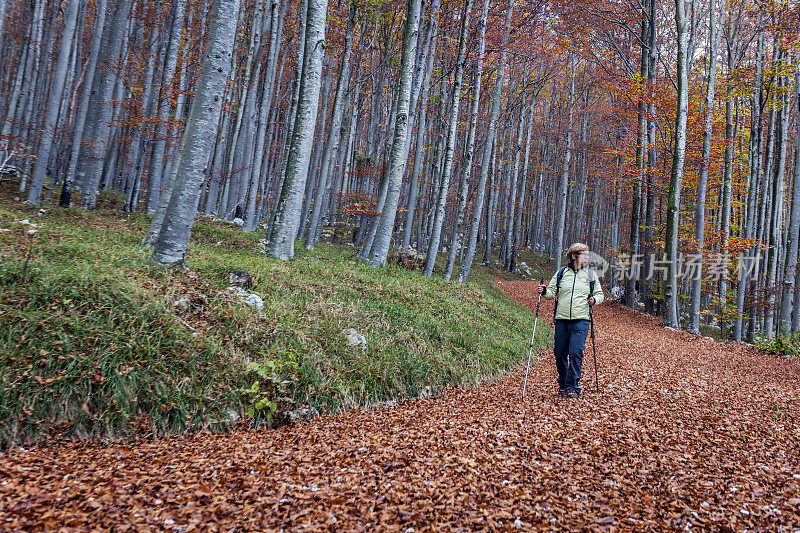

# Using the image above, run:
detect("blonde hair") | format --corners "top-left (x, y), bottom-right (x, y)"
top-left (567, 242), bottom-right (589, 267)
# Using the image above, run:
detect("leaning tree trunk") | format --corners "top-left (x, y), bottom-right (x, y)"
top-left (663, 0), bottom-right (690, 329)
top-left (422, 0), bottom-right (472, 276)
top-left (25, 0), bottom-right (80, 205)
top-left (149, 0), bottom-right (241, 266)
top-left (266, 0), bottom-right (328, 260)
top-left (305, 0), bottom-right (356, 249)
top-left (362, 0), bottom-right (423, 267)
top-left (456, 0), bottom-right (514, 282)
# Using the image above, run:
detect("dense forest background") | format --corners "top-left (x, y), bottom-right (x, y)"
top-left (0, 0), bottom-right (798, 341)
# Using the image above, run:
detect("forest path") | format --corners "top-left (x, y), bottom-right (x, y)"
top-left (1, 280), bottom-right (798, 530)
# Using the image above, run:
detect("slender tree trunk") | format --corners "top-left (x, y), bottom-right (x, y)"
top-left (554, 57), bottom-right (576, 269)
top-left (735, 25), bottom-right (764, 341)
top-left (25, 0), bottom-right (80, 204)
top-left (305, 0), bottom-right (356, 248)
top-left (456, 0), bottom-right (513, 282)
top-left (59, 0), bottom-right (110, 207)
top-left (444, 0), bottom-right (488, 280)
top-left (688, 0), bottom-right (722, 333)
top-left (362, 0), bottom-right (423, 266)
top-left (267, 0), bottom-right (328, 260)
top-left (145, 0), bottom-right (186, 214)
top-left (79, 0), bottom-right (132, 209)
top-left (765, 52), bottom-right (789, 337)
top-left (663, 0), bottom-right (690, 328)
top-left (422, 0), bottom-right (471, 276)
top-left (401, 0), bottom-right (438, 250)
top-left (150, 0), bottom-right (241, 265)
top-left (791, 64), bottom-right (800, 333)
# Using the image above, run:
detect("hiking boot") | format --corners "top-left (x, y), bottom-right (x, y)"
top-left (564, 389), bottom-right (579, 398)
top-left (558, 388), bottom-right (567, 397)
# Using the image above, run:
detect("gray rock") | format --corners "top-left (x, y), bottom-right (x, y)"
top-left (225, 286), bottom-right (264, 312)
top-left (243, 293), bottom-right (264, 311)
top-left (173, 295), bottom-right (190, 309)
top-left (232, 217), bottom-right (244, 227)
top-left (342, 328), bottom-right (367, 352)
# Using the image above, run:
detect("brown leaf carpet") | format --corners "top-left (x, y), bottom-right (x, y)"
top-left (1, 280), bottom-right (798, 531)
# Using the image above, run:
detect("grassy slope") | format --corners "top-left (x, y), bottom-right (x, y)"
top-left (0, 186), bottom-right (556, 446)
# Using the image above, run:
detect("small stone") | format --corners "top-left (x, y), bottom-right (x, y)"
top-left (243, 293), bottom-right (264, 311)
top-left (342, 328), bottom-right (367, 352)
top-left (173, 295), bottom-right (190, 309)
top-left (232, 217), bottom-right (244, 226)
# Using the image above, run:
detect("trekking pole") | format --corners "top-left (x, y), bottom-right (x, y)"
top-left (588, 298), bottom-right (599, 392)
top-left (522, 278), bottom-right (545, 402)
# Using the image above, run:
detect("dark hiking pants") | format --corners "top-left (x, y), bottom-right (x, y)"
top-left (554, 318), bottom-right (591, 394)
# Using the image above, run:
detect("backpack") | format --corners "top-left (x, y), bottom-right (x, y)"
top-left (553, 265), bottom-right (596, 322)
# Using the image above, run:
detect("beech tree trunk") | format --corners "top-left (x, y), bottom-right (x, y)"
top-left (422, 0), bottom-right (471, 276)
top-left (362, 0), bottom-right (422, 267)
top-left (267, 0), bottom-right (328, 260)
top-left (149, 0), bottom-right (241, 265)
top-left (456, 0), bottom-right (513, 283)
top-left (663, 0), bottom-right (690, 329)
top-left (26, 0), bottom-right (80, 205)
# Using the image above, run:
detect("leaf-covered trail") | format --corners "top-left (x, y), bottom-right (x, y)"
top-left (2, 280), bottom-right (799, 530)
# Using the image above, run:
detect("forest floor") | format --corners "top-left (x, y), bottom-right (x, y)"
top-left (1, 280), bottom-right (798, 530)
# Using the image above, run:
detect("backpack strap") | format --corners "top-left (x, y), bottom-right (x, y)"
top-left (553, 266), bottom-right (567, 322)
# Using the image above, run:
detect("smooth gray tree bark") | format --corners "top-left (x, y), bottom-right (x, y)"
top-left (79, 0), bottom-right (132, 209)
top-left (765, 52), bottom-right (788, 338)
top-left (145, 0), bottom-right (187, 214)
top-left (267, 0), bottom-right (328, 260)
top-left (305, 0), bottom-right (356, 249)
top-left (363, 0), bottom-right (423, 266)
top-left (422, 0), bottom-right (471, 276)
top-left (688, 0), bottom-right (723, 334)
top-left (25, 0), bottom-right (80, 204)
top-left (456, 0), bottom-right (513, 283)
top-left (663, 0), bottom-right (691, 329)
top-left (554, 57), bottom-right (576, 269)
top-left (59, 0), bottom-right (111, 207)
top-left (150, 0), bottom-right (242, 265)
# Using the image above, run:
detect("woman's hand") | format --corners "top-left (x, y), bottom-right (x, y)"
top-left (537, 284), bottom-right (546, 295)
top-left (588, 296), bottom-right (596, 306)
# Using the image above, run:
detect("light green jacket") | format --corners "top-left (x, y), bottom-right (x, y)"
top-left (543, 265), bottom-right (605, 320)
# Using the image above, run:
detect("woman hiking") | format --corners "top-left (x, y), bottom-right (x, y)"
top-left (536, 243), bottom-right (604, 398)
